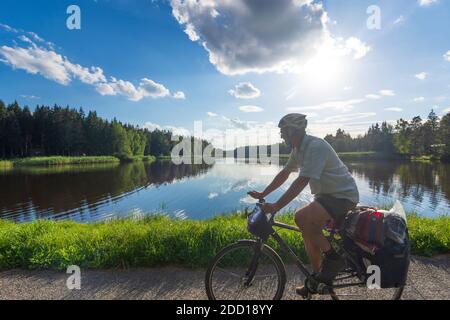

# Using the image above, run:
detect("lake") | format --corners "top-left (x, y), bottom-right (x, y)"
top-left (1, 159), bottom-right (449, 223)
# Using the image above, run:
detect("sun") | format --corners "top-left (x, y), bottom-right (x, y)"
top-left (302, 48), bottom-right (346, 89)
top-left (291, 36), bottom-right (352, 92)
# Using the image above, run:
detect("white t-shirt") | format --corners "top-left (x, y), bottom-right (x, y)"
top-left (285, 135), bottom-right (359, 204)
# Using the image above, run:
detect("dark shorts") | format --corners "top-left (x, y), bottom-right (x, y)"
top-left (315, 194), bottom-right (357, 226)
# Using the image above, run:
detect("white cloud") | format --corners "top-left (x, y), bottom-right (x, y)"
top-left (366, 94), bottom-right (381, 100)
top-left (208, 192), bottom-right (219, 199)
top-left (170, 0), bottom-right (369, 75)
top-left (0, 23), bottom-right (18, 33)
top-left (18, 35), bottom-right (33, 45)
top-left (393, 15), bottom-right (405, 25)
top-left (342, 37), bottom-right (371, 60)
top-left (64, 62), bottom-right (107, 85)
top-left (239, 105), bottom-right (264, 113)
top-left (95, 83), bottom-right (116, 96)
top-left (139, 78), bottom-right (171, 98)
top-left (173, 91), bottom-right (186, 99)
top-left (229, 82), bottom-right (261, 99)
top-left (415, 72), bottom-right (428, 80)
top-left (288, 98), bottom-right (365, 112)
top-left (207, 112), bottom-right (218, 117)
top-left (0, 45), bottom-right (73, 85)
top-left (443, 50), bottom-right (450, 62)
top-left (315, 112), bottom-right (376, 124)
top-left (289, 90), bottom-right (394, 114)
top-left (20, 94), bottom-right (40, 100)
top-left (413, 97), bottom-right (425, 102)
top-left (0, 25), bottom-right (177, 102)
top-left (379, 89), bottom-right (395, 96)
top-left (95, 78), bottom-right (171, 101)
top-left (385, 107), bottom-right (403, 112)
top-left (418, 0), bottom-right (438, 6)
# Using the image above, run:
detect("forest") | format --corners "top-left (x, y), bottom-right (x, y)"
top-left (0, 100), bottom-right (208, 159)
top-left (324, 109), bottom-right (450, 161)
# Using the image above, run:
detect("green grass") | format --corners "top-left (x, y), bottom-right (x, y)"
top-left (116, 155), bottom-right (156, 163)
top-left (0, 160), bottom-right (13, 169)
top-left (0, 212), bottom-right (448, 270)
top-left (411, 155), bottom-right (441, 162)
top-left (9, 155), bottom-right (157, 167)
top-left (13, 156), bottom-right (121, 166)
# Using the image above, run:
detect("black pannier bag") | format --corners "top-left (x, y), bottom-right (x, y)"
top-left (369, 235), bottom-right (410, 288)
top-left (344, 201), bottom-right (411, 288)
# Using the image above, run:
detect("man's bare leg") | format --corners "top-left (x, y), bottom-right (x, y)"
top-left (295, 201), bottom-right (334, 272)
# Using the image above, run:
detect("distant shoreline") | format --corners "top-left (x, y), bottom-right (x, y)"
top-left (1, 152), bottom-right (447, 169)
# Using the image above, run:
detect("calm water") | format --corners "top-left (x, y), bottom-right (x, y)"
top-left (0, 159), bottom-right (449, 223)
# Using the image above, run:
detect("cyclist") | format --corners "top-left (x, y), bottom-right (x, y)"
top-left (248, 113), bottom-right (359, 295)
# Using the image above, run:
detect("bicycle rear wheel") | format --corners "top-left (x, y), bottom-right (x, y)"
top-left (205, 240), bottom-right (286, 300)
top-left (327, 269), bottom-right (404, 300)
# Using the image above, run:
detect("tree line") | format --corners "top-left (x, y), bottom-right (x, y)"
top-left (2, 100), bottom-right (449, 161)
top-left (0, 100), bottom-right (207, 159)
top-left (324, 109), bottom-right (450, 161)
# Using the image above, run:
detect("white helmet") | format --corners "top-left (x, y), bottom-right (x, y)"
top-left (278, 113), bottom-right (308, 131)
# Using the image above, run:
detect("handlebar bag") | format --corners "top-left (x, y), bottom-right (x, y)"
top-left (247, 207), bottom-right (274, 241)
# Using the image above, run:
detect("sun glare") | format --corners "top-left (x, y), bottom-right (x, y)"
top-left (302, 49), bottom-right (346, 89)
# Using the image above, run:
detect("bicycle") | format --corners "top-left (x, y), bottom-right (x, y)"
top-left (205, 199), bottom-right (408, 300)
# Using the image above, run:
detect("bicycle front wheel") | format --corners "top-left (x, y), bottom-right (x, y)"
top-left (205, 240), bottom-right (286, 300)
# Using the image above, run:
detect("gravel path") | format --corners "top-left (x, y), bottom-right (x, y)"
top-left (0, 255), bottom-right (449, 300)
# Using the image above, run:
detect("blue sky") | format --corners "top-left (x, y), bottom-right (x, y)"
top-left (1, 0), bottom-right (450, 148)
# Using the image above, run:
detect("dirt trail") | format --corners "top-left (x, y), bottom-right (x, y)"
top-left (0, 255), bottom-right (449, 300)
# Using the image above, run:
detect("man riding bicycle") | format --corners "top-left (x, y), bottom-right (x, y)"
top-left (248, 113), bottom-right (359, 296)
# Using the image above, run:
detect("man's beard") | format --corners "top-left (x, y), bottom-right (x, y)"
top-left (284, 137), bottom-right (293, 148)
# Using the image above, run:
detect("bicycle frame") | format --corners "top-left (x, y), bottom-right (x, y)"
top-left (248, 216), bottom-right (368, 293)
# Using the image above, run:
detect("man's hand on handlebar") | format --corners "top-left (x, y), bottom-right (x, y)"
top-left (247, 191), bottom-right (280, 213)
top-left (260, 202), bottom-right (280, 214)
top-left (247, 190), bottom-right (265, 200)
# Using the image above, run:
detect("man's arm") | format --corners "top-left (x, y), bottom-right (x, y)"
top-left (262, 176), bottom-right (310, 213)
top-left (248, 167), bottom-right (293, 199)
top-left (275, 176), bottom-right (309, 210)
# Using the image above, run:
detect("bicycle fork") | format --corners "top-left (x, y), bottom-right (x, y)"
top-left (242, 240), bottom-right (264, 287)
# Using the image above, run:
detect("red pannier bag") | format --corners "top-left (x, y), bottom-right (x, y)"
top-left (344, 207), bottom-right (385, 254)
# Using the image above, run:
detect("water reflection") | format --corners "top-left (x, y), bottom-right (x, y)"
top-left (347, 161), bottom-right (450, 215)
top-left (0, 161), bottom-right (212, 222)
top-left (0, 159), bottom-right (448, 222)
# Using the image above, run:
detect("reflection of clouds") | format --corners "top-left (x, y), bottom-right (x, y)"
top-left (223, 180), bottom-right (254, 193)
top-left (208, 192), bottom-right (219, 199)
top-left (210, 162), bottom-right (282, 185)
top-left (174, 210), bottom-right (188, 220)
top-left (240, 195), bottom-right (258, 205)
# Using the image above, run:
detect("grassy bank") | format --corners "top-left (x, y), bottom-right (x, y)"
top-left (0, 213), bottom-right (448, 270)
top-left (411, 155), bottom-right (441, 162)
top-left (13, 156), bottom-right (120, 166)
top-left (5, 155), bottom-right (157, 167)
top-left (0, 160), bottom-right (13, 169)
top-left (117, 155), bottom-right (156, 163)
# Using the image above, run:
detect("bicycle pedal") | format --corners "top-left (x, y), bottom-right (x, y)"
top-left (316, 283), bottom-right (331, 295)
